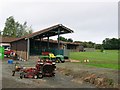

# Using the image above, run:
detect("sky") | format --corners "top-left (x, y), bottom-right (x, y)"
top-left (0, 0), bottom-right (118, 44)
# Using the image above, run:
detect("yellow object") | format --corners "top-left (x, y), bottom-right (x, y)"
top-left (49, 53), bottom-right (56, 58)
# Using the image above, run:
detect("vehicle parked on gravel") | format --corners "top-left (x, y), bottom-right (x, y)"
top-left (12, 59), bottom-right (56, 79)
top-left (40, 52), bottom-right (65, 63)
top-left (4, 49), bottom-right (14, 57)
top-left (19, 59), bottom-right (56, 79)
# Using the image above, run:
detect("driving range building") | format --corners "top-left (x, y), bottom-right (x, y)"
top-left (10, 24), bottom-right (81, 60)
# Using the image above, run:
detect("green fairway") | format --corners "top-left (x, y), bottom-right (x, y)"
top-left (70, 50), bottom-right (119, 69)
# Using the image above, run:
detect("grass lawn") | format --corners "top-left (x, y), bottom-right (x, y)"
top-left (70, 50), bottom-right (119, 70)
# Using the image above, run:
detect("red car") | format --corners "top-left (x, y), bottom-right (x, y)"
top-left (4, 50), bottom-right (14, 57)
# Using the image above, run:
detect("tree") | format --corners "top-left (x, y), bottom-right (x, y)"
top-left (100, 46), bottom-right (104, 52)
top-left (80, 41), bottom-right (95, 48)
top-left (74, 41), bottom-right (82, 43)
top-left (58, 36), bottom-right (73, 42)
top-left (95, 44), bottom-right (102, 49)
top-left (67, 38), bottom-right (73, 42)
top-left (16, 22), bottom-right (33, 37)
top-left (119, 38), bottom-right (120, 50)
top-left (3, 16), bottom-right (16, 37)
top-left (0, 30), bottom-right (1, 36)
top-left (27, 26), bottom-right (33, 34)
top-left (102, 38), bottom-right (119, 50)
top-left (57, 36), bottom-right (67, 42)
top-left (80, 42), bottom-right (87, 48)
top-left (3, 16), bottom-right (33, 38)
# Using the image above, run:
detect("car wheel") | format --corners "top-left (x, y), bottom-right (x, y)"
top-left (6, 54), bottom-right (10, 57)
top-left (38, 74), bottom-right (43, 79)
top-left (34, 75), bottom-right (38, 79)
top-left (20, 72), bottom-right (24, 79)
top-left (61, 61), bottom-right (65, 63)
top-left (6, 55), bottom-right (8, 58)
top-left (56, 58), bottom-right (60, 63)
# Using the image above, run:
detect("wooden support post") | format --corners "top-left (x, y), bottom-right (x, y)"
top-left (27, 38), bottom-right (30, 60)
top-left (58, 28), bottom-right (60, 50)
top-left (57, 28), bottom-right (60, 55)
top-left (40, 38), bottom-right (41, 54)
top-left (47, 36), bottom-right (49, 49)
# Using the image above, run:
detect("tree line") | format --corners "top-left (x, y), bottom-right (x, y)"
top-left (57, 36), bottom-right (73, 42)
top-left (102, 38), bottom-right (119, 50)
top-left (74, 41), bottom-right (95, 48)
top-left (56, 36), bottom-right (119, 50)
top-left (75, 38), bottom-right (119, 50)
top-left (1, 16), bottom-right (33, 38)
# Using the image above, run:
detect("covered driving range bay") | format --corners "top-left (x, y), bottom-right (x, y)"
top-left (10, 24), bottom-right (80, 60)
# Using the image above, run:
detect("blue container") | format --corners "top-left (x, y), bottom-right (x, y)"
top-left (8, 60), bottom-right (13, 64)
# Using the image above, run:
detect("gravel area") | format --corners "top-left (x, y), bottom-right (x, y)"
top-left (1, 58), bottom-right (119, 88)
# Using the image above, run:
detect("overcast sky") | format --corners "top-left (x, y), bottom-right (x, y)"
top-left (0, 0), bottom-right (118, 44)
